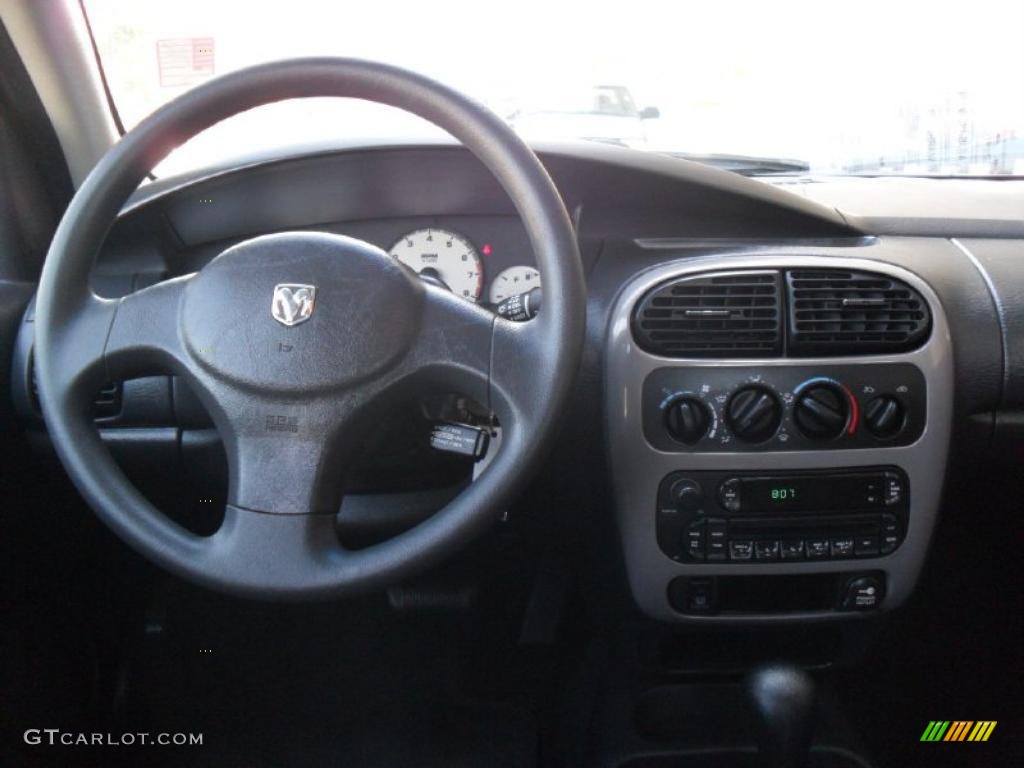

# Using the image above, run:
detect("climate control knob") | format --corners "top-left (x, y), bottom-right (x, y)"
top-left (865, 396), bottom-right (906, 438)
top-left (726, 385), bottom-right (782, 443)
top-left (664, 396), bottom-right (711, 445)
top-left (793, 382), bottom-right (850, 440)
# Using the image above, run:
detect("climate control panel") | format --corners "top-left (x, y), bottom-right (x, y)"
top-left (643, 363), bottom-right (925, 452)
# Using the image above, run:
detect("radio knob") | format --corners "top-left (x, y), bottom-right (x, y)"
top-left (664, 396), bottom-right (711, 445)
top-left (865, 396), bottom-right (906, 438)
top-left (793, 382), bottom-right (849, 440)
top-left (670, 479), bottom-right (705, 512)
top-left (726, 385), bottom-right (782, 443)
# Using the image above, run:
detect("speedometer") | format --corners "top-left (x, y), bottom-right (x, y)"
top-left (489, 266), bottom-right (541, 304)
top-left (389, 228), bottom-right (483, 302)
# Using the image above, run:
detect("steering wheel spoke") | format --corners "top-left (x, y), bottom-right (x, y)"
top-left (204, 506), bottom-right (348, 598)
top-left (38, 292), bottom-right (118, 409)
top-left (104, 274), bottom-right (194, 380)
top-left (219, 390), bottom-right (378, 516)
top-left (400, 283), bottom-right (495, 406)
top-left (489, 315), bottom-right (552, 431)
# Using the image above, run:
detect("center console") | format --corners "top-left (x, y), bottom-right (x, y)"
top-left (605, 253), bottom-right (953, 622)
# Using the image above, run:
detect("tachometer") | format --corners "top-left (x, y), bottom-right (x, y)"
top-left (489, 266), bottom-right (541, 304)
top-left (389, 228), bottom-right (483, 302)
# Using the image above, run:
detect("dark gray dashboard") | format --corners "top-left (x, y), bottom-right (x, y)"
top-left (95, 142), bottom-right (859, 292)
top-left (9, 140), bottom-right (1024, 621)
top-left (14, 140), bottom-right (1019, 474)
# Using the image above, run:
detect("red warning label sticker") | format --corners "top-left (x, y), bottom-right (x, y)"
top-left (156, 37), bottom-right (215, 88)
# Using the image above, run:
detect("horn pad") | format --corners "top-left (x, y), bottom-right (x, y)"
top-left (181, 232), bottom-right (423, 392)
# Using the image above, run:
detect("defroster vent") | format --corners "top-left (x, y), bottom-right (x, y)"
top-left (632, 271), bottom-right (782, 357)
top-left (786, 269), bottom-right (931, 355)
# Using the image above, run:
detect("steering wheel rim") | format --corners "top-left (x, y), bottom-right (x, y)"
top-left (33, 58), bottom-right (585, 600)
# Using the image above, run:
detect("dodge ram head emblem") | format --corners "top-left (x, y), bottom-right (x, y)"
top-left (271, 284), bottom-right (316, 327)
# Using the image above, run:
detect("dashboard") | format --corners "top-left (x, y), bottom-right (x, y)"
top-left (11, 140), bottom-right (1024, 625)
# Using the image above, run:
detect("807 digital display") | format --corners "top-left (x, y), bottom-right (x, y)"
top-left (741, 476), bottom-right (877, 512)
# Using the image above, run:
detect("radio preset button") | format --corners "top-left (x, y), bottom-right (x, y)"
top-left (781, 540), bottom-right (806, 560)
top-left (729, 540), bottom-right (754, 560)
top-left (831, 537), bottom-right (855, 558)
top-left (807, 539), bottom-right (830, 559)
top-left (755, 540), bottom-right (781, 561)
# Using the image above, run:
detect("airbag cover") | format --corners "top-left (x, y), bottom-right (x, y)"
top-left (181, 231), bottom-right (422, 392)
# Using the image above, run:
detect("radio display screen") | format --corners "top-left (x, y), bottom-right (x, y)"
top-left (740, 475), bottom-right (875, 513)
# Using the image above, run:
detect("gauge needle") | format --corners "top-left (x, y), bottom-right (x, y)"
top-left (419, 267), bottom-right (451, 292)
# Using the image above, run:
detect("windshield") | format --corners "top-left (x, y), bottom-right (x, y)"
top-left (84, 0), bottom-right (1024, 177)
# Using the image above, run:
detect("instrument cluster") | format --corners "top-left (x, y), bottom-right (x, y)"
top-left (384, 223), bottom-right (539, 307)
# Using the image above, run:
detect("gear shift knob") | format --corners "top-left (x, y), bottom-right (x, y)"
top-left (747, 664), bottom-right (816, 768)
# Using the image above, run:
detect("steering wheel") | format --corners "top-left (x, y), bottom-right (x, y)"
top-left (32, 59), bottom-right (585, 600)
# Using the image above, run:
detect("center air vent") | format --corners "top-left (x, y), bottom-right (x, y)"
top-left (632, 271), bottom-right (782, 357)
top-left (786, 269), bottom-right (931, 355)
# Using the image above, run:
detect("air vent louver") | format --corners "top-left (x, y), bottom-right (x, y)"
top-left (632, 271), bottom-right (782, 357)
top-left (786, 269), bottom-right (931, 355)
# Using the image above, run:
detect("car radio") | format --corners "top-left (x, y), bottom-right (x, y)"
top-left (656, 467), bottom-right (908, 564)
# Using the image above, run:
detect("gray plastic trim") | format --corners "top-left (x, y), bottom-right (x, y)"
top-left (604, 252), bottom-right (954, 623)
top-left (2, 0), bottom-right (118, 185)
